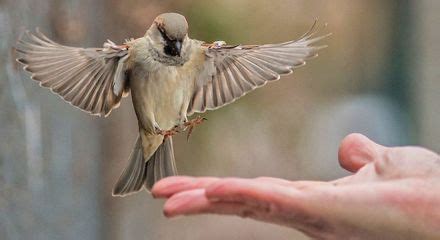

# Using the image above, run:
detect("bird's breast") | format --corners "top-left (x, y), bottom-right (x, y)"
top-left (130, 64), bottom-right (191, 131)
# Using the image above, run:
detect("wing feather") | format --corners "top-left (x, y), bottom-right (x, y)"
top-left (16, 30), bottom-right (131, 117)
top-left (187, 21), bottom-right (330, 115)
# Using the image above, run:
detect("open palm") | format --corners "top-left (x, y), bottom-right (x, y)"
top-left (152, 134), bottom-right (440, 240)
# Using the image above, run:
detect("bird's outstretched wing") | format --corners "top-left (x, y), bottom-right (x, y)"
top-left (187, 21), bottom-right (330, 116)
top-left (16, 30), bottom-right (131, 117)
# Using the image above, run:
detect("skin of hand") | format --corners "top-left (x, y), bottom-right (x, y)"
top-left (152, 133), bottom-right (440, 240)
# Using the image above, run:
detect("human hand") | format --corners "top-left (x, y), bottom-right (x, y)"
top-left (152, 134), bottom-right (440, 240)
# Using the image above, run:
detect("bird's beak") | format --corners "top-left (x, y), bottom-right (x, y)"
top-left (174, 41), bottom-right (182, 57)
top-left (164, 39), bottom-right (183, 57)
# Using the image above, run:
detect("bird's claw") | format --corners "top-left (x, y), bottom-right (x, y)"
top-left (183, 116), bottom-right (207, 141)
top-left (156, 126), bottom-right (180, 141)
top-left (154, 116), bottom-right (206, 142)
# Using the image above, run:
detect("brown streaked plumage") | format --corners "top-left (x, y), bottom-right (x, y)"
top-left (15, 12), bottom-right (330, 197)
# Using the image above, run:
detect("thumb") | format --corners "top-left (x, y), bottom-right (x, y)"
top-left (338, 133), bottom-right (386, 173)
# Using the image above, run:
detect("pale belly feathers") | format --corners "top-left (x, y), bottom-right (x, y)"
top-left (130, 65), bottom-right (191, 133)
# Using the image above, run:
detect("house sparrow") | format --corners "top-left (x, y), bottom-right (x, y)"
top-left (16, 13), bottom-right (329, 197)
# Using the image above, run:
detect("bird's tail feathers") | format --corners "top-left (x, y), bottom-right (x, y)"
top-left (145, 137), bottom-right (177, 190)
top-left (112, 135), bottom-right (177, 197)
top-left (112, 136), bottom-right (145, 196)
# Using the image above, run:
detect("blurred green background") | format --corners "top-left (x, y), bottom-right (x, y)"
top-left (1, 0), bottom-right (439, 239)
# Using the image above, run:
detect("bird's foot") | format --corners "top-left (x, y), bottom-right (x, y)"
top-left (156, 126), bottom-right (180, 141)
top-left (154, 116), bottom-right (206, 141)
top-left (183, 116), bottom-right (207, 141)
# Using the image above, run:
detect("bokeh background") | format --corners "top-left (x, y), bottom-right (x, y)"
top-left (1, 0), bottom-right (439, 239)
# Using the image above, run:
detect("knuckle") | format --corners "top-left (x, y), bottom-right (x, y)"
top-left (374, 148), bottom-right (393, 175)
top-left (374, 146), bottom-right (440, 178)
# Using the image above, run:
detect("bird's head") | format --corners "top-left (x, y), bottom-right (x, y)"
top-left (146, 13), bottom-right (190, 66)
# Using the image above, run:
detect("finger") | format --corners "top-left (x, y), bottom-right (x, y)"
top-left (152, 176), bottom-right (219, 198)
top-left (338, 133), bottom-right (386, 173)
top-left (256, 177), bottom-right (331, 189)
top-left (164, 179), bottom-right (336, 235)
top-left (163, 189), bottom-right (207, 217)
top-left (163, 189), bottom-right (254, 217)
top-left (205, 178), bottom-right (304, 208)
top-left (289, 181), bottom-right (333, 190)
top-left (330, 174), bottom-right (357, 185)
top-left (331, 163), bottom-right (378, 185)
top-left (205, 178), bottom-right (336, 233)
top-left (255, 177), bottom-right (294, 186)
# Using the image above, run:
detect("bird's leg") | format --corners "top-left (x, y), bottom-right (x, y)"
top-left (182, 116), bottom-right (207, 140)
top-left (154, 116), bottom-right (206, 141)
top-left (155, 125), bottom-right (180, 142)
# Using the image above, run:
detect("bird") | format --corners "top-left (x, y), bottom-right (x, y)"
top-left (15, 12), bottom-right (330, 197)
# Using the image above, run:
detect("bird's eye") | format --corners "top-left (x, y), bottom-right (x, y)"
top-left (158, 27), bottom-right (171, 41)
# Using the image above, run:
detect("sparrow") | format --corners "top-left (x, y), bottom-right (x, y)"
top-left (15, 13), bottom-right (329, 197)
